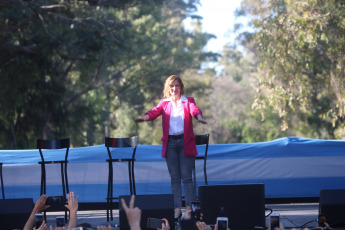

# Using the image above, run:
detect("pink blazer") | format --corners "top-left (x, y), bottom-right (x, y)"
top-left (146, 96), bottom-right (202, 158)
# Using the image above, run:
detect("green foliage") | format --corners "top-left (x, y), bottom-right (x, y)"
top-left (0, 0), bottom-right (218, 149)
top-left (242, 0), bottom-right (345, 138)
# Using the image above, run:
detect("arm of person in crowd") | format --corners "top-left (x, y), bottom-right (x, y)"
top-left (24, 194), bottom-right (50, 230)
top-left (65, 192), bottom-right (79, 229)
top-left (134, 114), bottom-right (150, 123)
top-left (196, 114), bottom-right (207, 124)
top-left (120, 195), bottom-right (142, 230)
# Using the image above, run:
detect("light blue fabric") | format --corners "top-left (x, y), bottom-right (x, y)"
top-left (1, 136), bottom-right (345, 202)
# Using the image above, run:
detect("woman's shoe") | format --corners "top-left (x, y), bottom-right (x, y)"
top-left (174, 208), bottom-right (182, 221)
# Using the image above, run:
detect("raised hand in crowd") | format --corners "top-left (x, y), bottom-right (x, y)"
top-left (184, 208), bottom-right (192, 220)
top-left (291, 228), bottom-right (310, 230)
top-left (34, 220), bottom-right (48, 230)
top-left (24, 194), bottom-right (51, 230)
top-left (195, 221), bottom-right (212, 230)
top-left (313, 222), bottom-right (331, 230)
top-left (65, 191), bottom-right (79, 229)
top-left (97, 225), bottom-right (113, 230)
top-left (121, 195), bottom-right (142, 230)
top-left (158, 218), bottom-right (170, 230)
top-left (48, 226), bottom-right (67, 230)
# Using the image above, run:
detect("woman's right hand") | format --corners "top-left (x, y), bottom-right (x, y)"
top-left (134, 114), bottom-right (149, 123)
top-left (134, 118), bottom-right (145, 123)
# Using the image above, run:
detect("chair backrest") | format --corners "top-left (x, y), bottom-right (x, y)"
top-left (105, 136), bottom-right (139, 160)
top-left (37, 138), bottom-right (70, 162)
top-left (195, 134), bottom-right (209, 146)
top-left (195, 134), bottom-right (209, 157)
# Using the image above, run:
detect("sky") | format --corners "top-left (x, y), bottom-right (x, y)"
top-left (195, 0), bottom-right (243, 53)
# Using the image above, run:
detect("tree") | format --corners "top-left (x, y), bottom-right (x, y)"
top-left (0, 0), bottom-right (217, 149)
top-left (241, 0), bottom-right (345, 138)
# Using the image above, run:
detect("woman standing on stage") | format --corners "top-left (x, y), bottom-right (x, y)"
top-left (134, 75), bottom-right (207, 219)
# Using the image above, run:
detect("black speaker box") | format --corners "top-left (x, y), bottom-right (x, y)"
top-left (199, 184), bottom-right (266, 230)
top-left (0, 198), bottom-right (33, 230)
top-left (319, 189), bottom-right (345, 227)
top-left (119, 194), bottom-right (174, 230)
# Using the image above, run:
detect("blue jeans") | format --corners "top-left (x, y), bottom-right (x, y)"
top-left (165, 138), bottom-right (195, 208)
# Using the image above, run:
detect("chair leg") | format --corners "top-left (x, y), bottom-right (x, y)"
top-left (107, 162), bottom-right (114, 221)
top-left (60, 163), bottom-right (68, 221)
top-left (106, 161), bottom-right (111, 222)
top-left (204, 160), bottom-right (208, 185)
top-left (110, 162), bottom-right (114, 221)
top-left (106, 162), bottom-right (110, 222)
top-left (61, 163), bottom-right (66, 199)
top-left (41, 164), bottom-right (47, 221)
top-left (64, 163), bottom-right (69, 221)
top-left (131, 160), bottom-right (136, 195)
top-left (65, 162), bottom-right (69, 194)
top-left (0, 164), bottom-right (4, 199)
top-left (40, 164), bottom-right (44, 195)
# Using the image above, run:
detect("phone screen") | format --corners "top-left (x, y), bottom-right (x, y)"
top-left (270, 214), bottom-right (280, 229)
top-left (147, 218), bottom-right (163, 229)
top-left (35, 213), bottom-right (44, 229)
top-left (46, 196), bottom-right (65, 208)
top-left (56, 216), bottom-right (65, 227)
top-left (191, 201), bottom-right (201, 221)
top-left (217, 218), bottom-right (228, 230)
top-left (318, 215), bottom-right (326, 227)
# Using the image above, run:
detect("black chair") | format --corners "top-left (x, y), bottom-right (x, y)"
top-left (193, 134), bottom-right (209, 200)
top-left (37, 138), bottom-right (70, 220)
top-left (0, 163), bottom-right (4, 199)
top-left (105, 136), bottom-right (139, 221)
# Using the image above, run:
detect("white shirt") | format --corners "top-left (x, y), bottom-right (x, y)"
top-left (169, 95), bottom-right (187, 135)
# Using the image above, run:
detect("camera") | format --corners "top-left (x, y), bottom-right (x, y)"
top-left (35, 213), bottom-right (44, 229)
top-left (270, 213), bottom-right (280, 229)
top-left (216, 217), bottom-right (228, 230)
top-left (56, 216), bottom-right (65, 227)
top-left (147, 218), bottom-right (164, 229)
top-left (46, 196), bottom-right (65, 208)
top-left (191, 201), bottom-right (202, 221)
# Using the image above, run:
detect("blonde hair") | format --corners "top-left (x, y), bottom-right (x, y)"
top-left (163, 75), bottom-right (184, 98)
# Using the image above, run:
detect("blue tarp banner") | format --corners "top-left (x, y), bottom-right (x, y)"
top-left (1, 136), bottom-right (345, 202)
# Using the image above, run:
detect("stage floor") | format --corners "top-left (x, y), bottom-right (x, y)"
top-left (43, 203), bottom-right (344, 229)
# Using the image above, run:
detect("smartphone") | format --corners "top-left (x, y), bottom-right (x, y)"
top-left (35, 213), bottom-right (44, 229)
top-left (270, 213), bottom-right (280, 229)
top-left (56, 216), bottom-right (65, 227)
top-left (46, 196), bottom-right (65, 208)
top-left (318, 215), bottom-right (326, 227)
top-left (147, 218), bottom-right (164, 229)
top-left (216, 217), bottom-right (228, 230)
top-left (191, 201), bottom-right (202, 221)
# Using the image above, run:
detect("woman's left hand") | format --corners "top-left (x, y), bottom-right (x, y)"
top-left (196, 114), bottom-right (207, 124)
